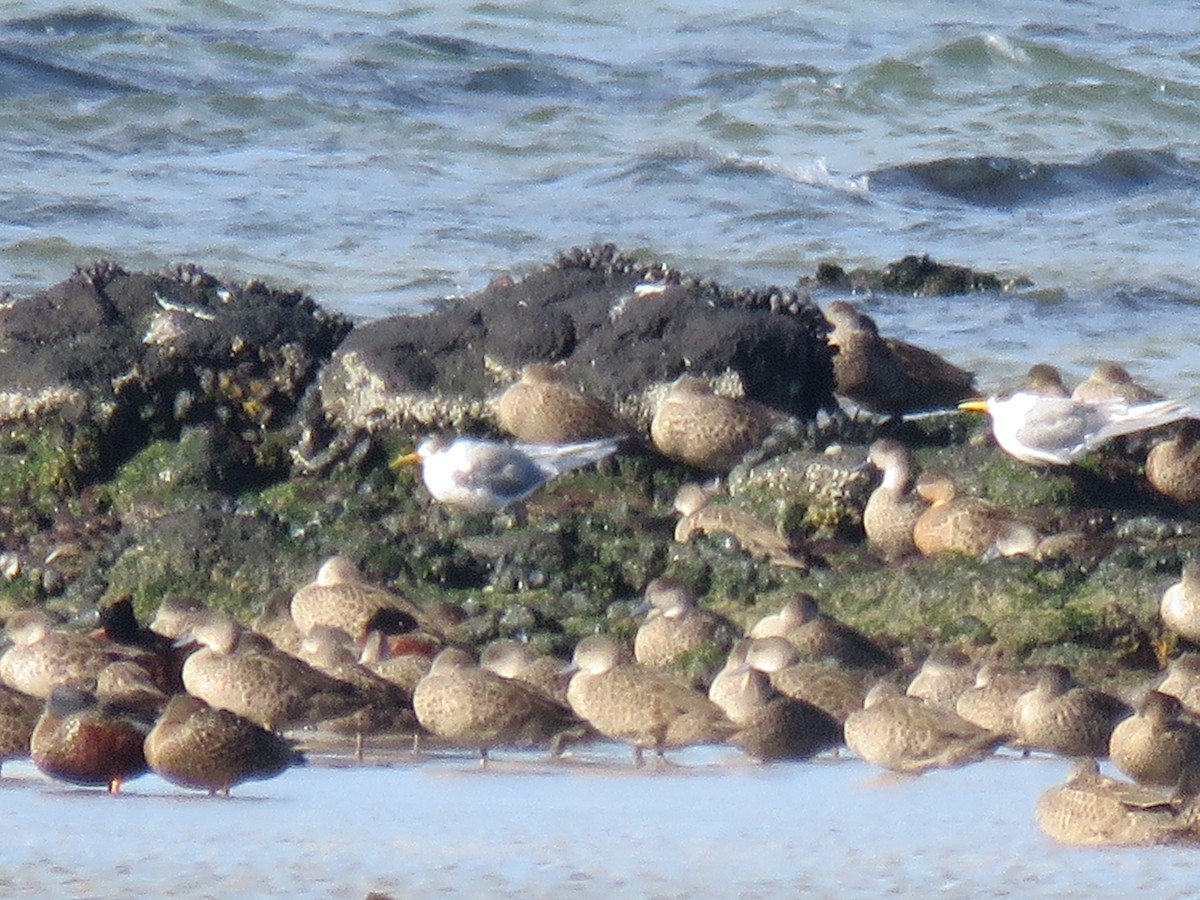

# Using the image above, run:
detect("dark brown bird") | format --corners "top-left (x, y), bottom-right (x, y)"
top-left (1147, 419), bottom-right (1200, 504)
top-left (30, 686), bottom-right (149, 793)
top-left (0, 683), bottom-right (41, 775)
top-left (144, 693), bottom-right (304, 796)
top-left (824, 299), bottom-right (975, 417)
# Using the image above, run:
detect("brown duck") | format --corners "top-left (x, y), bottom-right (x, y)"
top-left (144, 693), bottom-right (304, 796)
top-left (649, 375), bottom-right (781, 473)
top-left (30, 685), bottom-right (149, 793)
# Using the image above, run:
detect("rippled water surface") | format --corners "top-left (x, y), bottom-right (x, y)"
top-left (3, 747), bottom-right (1198, 898)
top-left (1, 1), bottom-right (1200, 395)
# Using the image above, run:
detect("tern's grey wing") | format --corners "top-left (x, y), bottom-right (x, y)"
top-left (456, 448), bottom-right (546, 498)
top-left (1013, 400), bottom-right (1109, 463)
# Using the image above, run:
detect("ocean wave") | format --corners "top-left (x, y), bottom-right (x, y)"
top-left (721, 154), bottom-right (870, 194)
top-left (867, 149), bottom-right (1200, 207)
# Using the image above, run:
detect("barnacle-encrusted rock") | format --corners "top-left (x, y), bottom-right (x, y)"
top-left (318, 244), bottom-right (836, 434)
top-left (0, 261), bottom-right (350, 484)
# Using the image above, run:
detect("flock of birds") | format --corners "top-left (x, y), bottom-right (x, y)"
top-left (3, 297), bottom-right (1200, 849)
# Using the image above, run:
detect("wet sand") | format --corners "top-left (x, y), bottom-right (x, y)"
top-left (1, 743), bottom-right (1197, 898)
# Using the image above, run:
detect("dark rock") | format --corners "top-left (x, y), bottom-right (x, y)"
top-left (319, 244), bottom-right (835, 433)
top-left (0, 261), bottom-right (351, 483)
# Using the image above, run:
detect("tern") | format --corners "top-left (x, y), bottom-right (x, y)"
top-left (392, 434), bottom-right (620, 510)
top-left (959, 391), bottom-right (1192, 466)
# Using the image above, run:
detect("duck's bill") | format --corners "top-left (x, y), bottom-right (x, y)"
top-left (390, 451), bottom-right (421, 469)
top-left (957, 399), bottom-right (989, 412)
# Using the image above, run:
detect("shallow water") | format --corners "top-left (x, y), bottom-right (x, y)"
top-left (1, 2), bottom-right (1199, 397)
top-left (2, 746), bottom-right (1198, 898)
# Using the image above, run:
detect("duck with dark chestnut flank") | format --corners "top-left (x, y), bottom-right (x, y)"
top-left (30, 686), bottom-right (149, 793)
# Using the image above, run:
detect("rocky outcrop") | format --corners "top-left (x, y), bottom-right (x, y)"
top-left (318, 244), bottom-right (836, 434)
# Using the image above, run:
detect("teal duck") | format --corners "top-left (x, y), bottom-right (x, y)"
top-left (649, 375), bottom-right (781, 473)
top-left (30, 686), bottom-right (149, 793)
top-left (496, 363), bottom-right (632, 444)
top-left (144, 693), bottom-right (304, 796)
top-left (862, 438), bottom-right (925, 561)
top-left (1109, 690), bottom-right (1200, 791)
top-left (566, 634), bottom-right (735, 766)
top-left (1013, 665), bottom-right (1130, 757)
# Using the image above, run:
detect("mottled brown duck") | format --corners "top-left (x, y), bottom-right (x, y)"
top-left (953, 663), bottom-right (1037, 738)
top-left (743, 636), bottom-right (869, 726)
top-left (298, 626), bottom-right (418, 759)
top-left (633, 577), bottom-right (736, 676)
top-left (1013, 665), bottom-right (1131, 758)
top-left (748, 594), bottom-right (893, 670)
top-left (649, 375), bottom-right (781, 473)
top-left (290, 556), bottom-right (422, 641)
top-left (566, 634), bottom-right (735, 766)
top-left (144, 693), bottom-right (304, 796)
top-left (1158, 653), bottom-right (1200, 718)
top-left (413, 648), bottom-right (580, 762)
top-left (862, 438), bottom-right (925, 561)
top-left (1, 610), bottom-right (149, 700)
top-left (905, 649), bottom-right (977, 711)
top-left (912, 470), bottom-right (1039, 559)
top-left (843, 682), bottom-right (1003, 775)
top-left (1146, 419), bottom-right (1200, 503)
top-left (180, 610), bottom-right (368, 732)
top-left (1109, 690), bottom-right (1200, 791)
top-left (1071, 362), bottom-right (1160, 404)
top-left (672, 483), bottom-right (809, 570)
top-left (1161, 557), bottom-right (1200, 645)
top-left (0, 683), bottom-right (41, 775)
top-left (480, 639), bottom-right (572, 708)
top-left (496, 363), bottom-right (632, 444)
top-left (1035, 758), bottom-right (1200, 847)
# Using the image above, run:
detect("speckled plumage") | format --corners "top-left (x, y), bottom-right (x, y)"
top-left (298, 627), bottom-right (418, 756)
top-left (496, 364), bottom-right (631, 444)
top-left (749, 594), bottom-right (893, 670)
top-left (1161, 558), bottom-right (1200, 645)
top-left (649, 375), bottom-right (779, 473)
top-left (843, 682), bottom-right (1003, 774)
top-left (673, 484), bottom-right (808, 569)
top-left (567, 634), bottom-right (735, 765)
top-left (145, 693), bottom-right (304, 795)
top-left (862, 438), bottom-right (925, 560)
top-left (1013, 665), bottom-right (1130, 758)
top-left (906, 650), bottom-right (977, 711)
top-left (1109, 690), bottom-right (1200, 790)
top-left (291, 556), bottom-right (422, 640)
top-left (824, 299), bottom-right (975, 417)
top-left (1146, 419), bottom-right (1200, 503)
top-left (0, 610), bottom-right (148, 700)
top-left (1036, 759), bottom-right (1199, 847)
top-left (912, 471), bottom-right (1039, 559)
top-left (743, 637), bottom-right (868, 725)
top-left (0, 683), bottom-right (41, 774)
top-left (1159, 654), bottom-right (1200, 718)
top-left (954, 664), bottom-right (1037, 738)
top-left (180, 610), bottom-right (367, 731)
top-left (413, 648), bottom-right (579, 760)
top-left (633, 577), bottom-right (734, 672)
